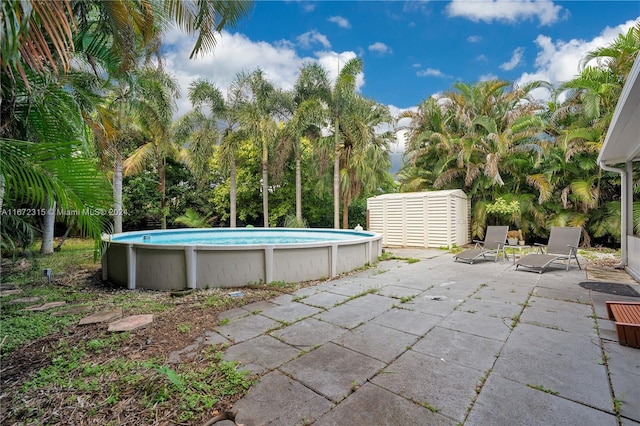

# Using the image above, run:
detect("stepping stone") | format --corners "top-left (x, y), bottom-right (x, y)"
top-left (52, 305), bottom-right (94, 317)
top-left (0, 283), bottom-right (18, 291)
top-left (108, 314), bottom-right (154, 332)
top-left (79, 308), bottom-right (123, 325)
top-left (23, 301), bottom-right (67, 311)
top-left (0, 289), bottom-right (22, 297)
top-left (10, 296), bottom-right (42, 305)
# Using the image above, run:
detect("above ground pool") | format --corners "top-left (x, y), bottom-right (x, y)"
top-left (102, 228), bottom-right (383, 290)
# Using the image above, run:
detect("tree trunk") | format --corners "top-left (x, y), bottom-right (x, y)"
top-left (113, 150), bottom-right (123, 233)
top-left (262, 137), bottom-right (269, 228)
top-left (342, 191), bottom-right (350, 230)
top-left (230, 158), bottom-right (237, 228)
top-left (0, 174), bottom-right (5, 212)
top-left (262, 160), bottom-right (269, 227)
top-left (295, 140), bottom-right (302, 223)
top-left (40, 193), bottom-right (56, 254)
top-left (158, 156), bottom-right (166, 229)
top-left (333, 118), bottom-right (340, 229)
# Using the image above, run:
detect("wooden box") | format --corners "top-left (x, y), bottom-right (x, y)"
top-left (606, 301), bottom-right (640, 349)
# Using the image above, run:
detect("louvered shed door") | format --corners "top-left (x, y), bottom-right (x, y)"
top-left (405, 196), bottom-right (425, 247)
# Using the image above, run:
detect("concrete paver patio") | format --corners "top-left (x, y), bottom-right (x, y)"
top-left (210, 249), bottom-right (639, 425)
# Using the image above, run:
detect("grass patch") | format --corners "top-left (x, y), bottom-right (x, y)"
top-left (177, 323), bottom-right (192, 333)
top-left (527, 384), bottom-right (559, 395)
top-left (510, 313), bottom-right (520, 328)
top-left (1, 294), bottom-right (89, 356)
top-left (18, 343), bottom-right (254, 424)
top-left (335, 287), bottom-right (379, 306)
top-left (378, 252), bottom-right (398, 261)
top-left (205, 294), bottom-right (235, 309)
top-left (422, 402), bottom-right (439, 413)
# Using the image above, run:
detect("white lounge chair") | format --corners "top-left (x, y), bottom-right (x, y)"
top-left (515, 226), bottom-right (582, 273)
top-left (453, 226), bottom-right (508, 264)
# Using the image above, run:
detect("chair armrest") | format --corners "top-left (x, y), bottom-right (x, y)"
top-left (534, 243), bottom-right (547, 254)
top-left (472, 239), bottom-right (484, 249)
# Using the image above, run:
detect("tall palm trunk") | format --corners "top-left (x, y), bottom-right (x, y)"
top-left (113, 150), bottom-right (123, 233)
top-left (158, 155), bottom-right (167, 229)
top-left (295, 140), bottom-right (302, 223)
top-left (342, 192), bottom-right (351, 230)
top-left (262, 134), bottom-right (269, 228)
top-left (333, 117), bottom-right (340, 229)
top-left (230, 158), bottom-right (237, 228)
top-left (40, 193), bottom-right (56, 254)
top-left (0, 174), bottom-right (5, 211)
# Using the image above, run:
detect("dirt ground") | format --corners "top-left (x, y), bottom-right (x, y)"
top-left (0, 261), bottom-right (336, 425)
top-left (0, 249), bottom-right (625, 425)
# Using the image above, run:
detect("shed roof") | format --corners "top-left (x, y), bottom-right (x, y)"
top-left (368, 189), bottom-right (467, 200)
top-left (597, 54), bottom-right (640, 165)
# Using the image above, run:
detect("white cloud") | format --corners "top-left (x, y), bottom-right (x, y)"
top-left (302, 3), bottom-right (316, 13)
top-left (163, 29), bottom-right (309, 117)
top-left (297, 30), bottom-right (331, 49)
top-left (368, 42), bottom-right (393, 55)
top-left (514, 18), bottom-right (640, 102)
top-left (328, 15), bottom-right (351, 28)
top-left (479, 73), bottom-right (498, 81)
top-left (476, 54), bottom-right (488, 62)
top-left (500, 47), bottom-right (525, 70)
top-left (416, 68), bottom-right (449, 78)
top-left (315, 50), bottom-right (365, 92)
top-left (162, 27), bottom-right (370, 119)
top-left (516, 18), bottom-right (639, 94)
top-left (467, 35), bottom-right (482, 43)
top-left (446, 0), bottom-right (565, 26)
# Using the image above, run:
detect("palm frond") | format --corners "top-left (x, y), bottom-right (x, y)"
top-left (123, 142), bottom-right (155, 176)
top-left (1, 138), bottom-right (112, 247)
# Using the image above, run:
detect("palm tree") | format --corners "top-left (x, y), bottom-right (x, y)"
top-left (326, 58), bottom-right (363, 228)
top-left (276, 62), bottom-right (331, 224)
top-left (580, 22), bottom-right (640, 78)
top-left (1, 0), bottom-right (75, 87)
top-left (232, 69), bottom-right (288, 227)
top-left (399, 80), bottom-right (550, 238)
top-left (1, 0), bottom-right (252, 241)
top-left (0, 71), bottom-right (112, 253)
top-left (173, 79), bottom-right (225, 185)
top-left (336, 95), bottom-right (394, 228)
top-left (162, 0), bottom-right (253, 59)
top-left (123, 67), bottom-right (180, 229)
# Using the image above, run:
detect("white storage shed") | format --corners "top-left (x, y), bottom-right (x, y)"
top-left (366, 190), bottom-right (470, 248)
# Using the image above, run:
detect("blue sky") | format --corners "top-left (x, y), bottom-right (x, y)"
top-left (163, 1), bottom-right (639, 120)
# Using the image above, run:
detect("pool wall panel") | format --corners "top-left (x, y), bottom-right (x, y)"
top-left (196, 250), bottom-right (265, 288)
top-left (337, 243), bottom-right (368, 274)
top-left (105, 244), bottom-right (128, 286)
top-left (136, 249), bottom-right (186, 290)
top-left (272, 246), bottom-right (330, 283)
